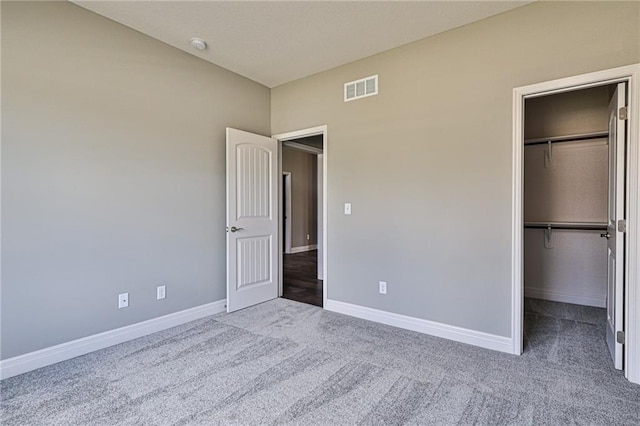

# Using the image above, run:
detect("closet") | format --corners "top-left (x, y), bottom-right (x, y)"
top-left (523, 85), bottom-right (615, 308)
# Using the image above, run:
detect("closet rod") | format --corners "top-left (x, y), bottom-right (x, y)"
top-left (524, 222), bottom-right (607, 231)
top-left (524, 131), bottom-right (608, 146)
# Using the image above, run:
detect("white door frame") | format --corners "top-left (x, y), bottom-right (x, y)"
top-left (511, 64), bottom-right (640, 384)
top-left (317, 154), bottom-right (324, 281)
top-left (273, 125), bottom-right (328, 306)
top-left (282, 171), bottom-right (292, 254)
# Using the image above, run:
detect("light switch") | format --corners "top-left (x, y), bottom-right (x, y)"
top-left (344, 203), bottom-right (352, 215)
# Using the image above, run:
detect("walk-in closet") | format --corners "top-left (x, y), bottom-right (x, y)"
top-left (523, 83), bottom-right (624, 369)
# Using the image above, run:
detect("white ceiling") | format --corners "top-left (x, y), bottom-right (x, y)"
top-left (73, 1), bottom-right (534, 88)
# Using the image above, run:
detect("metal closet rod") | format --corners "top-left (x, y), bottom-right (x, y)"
top-left (524, 222), bottom-right (608, 231)
top-left (524, 131), bottom-right (608, 146)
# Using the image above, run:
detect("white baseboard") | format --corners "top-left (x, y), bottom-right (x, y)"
top-left (525, 287), bottom-right (605, 308)
top-left (290, 244), bottom-right (317, 254)
top-left (324, 299), bottom-right (512, 354)
top-left (0, 299), bottom-right (226, 380)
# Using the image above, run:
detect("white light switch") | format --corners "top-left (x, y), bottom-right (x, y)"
top-left (344, 203), bottom-right (352, 215)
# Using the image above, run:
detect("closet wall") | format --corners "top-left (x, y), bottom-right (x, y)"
top-left (524, 86), bottom-right (612, 308)
top-left (282, 147), bottom-right (318, 249)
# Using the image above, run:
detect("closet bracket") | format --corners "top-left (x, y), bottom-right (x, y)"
top-left (544, 225), bottom-right (553, 249)
top-left (544, 140), bottom-right (553, 168)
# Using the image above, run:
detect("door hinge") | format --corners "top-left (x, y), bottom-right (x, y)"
top-left (617, 331), bottom-right (625, 344)
top-left (619, 106), bottom-right (628, 120)
top-left (618, 219), bottom-right (627, 233)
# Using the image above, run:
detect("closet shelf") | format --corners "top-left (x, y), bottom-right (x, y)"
top-left (524, 222), bottom-right (607, 231)
top-left (524, 131), bottom-right (608, 146)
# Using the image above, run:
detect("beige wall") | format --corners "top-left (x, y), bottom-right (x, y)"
top-left (1, 1), bottom-right (270, 359)
top-left (283, 147), bottom-right (318, 248)
top-left (271, 1), bottom-right (640, 337)
top-left (3, 0), bottom-right (639, 359)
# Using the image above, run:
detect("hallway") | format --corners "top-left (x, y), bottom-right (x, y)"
top-left (282, 250), bottom-right (322, 307)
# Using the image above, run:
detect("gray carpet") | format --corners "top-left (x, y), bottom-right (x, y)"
top-left (1, 298), bottom-right (639, 425)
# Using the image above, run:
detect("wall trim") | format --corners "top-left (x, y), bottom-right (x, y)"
top-left (282, 140), bottom-right (323, 155)
top-left (325, 299), bottom-right (513, 354)
top-left (525, 288), bottom-right (605, 308)
top-left (0, 299), bottom-right (226, 380)
top-left (290, 244), bottom-right (317, 254)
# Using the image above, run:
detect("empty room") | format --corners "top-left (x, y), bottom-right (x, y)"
top-left (2, 1), bottom-right (640, 424)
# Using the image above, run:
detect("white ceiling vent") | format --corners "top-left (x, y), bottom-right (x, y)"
top-left (344, 75), bottom-right (378, 102)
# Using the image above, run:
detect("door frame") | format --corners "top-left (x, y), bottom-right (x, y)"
top-left (282, 171), bottom-right (292, 254)
top-left (273, 125), bottom-right (328, 306)
top-left (511, 64), bottom-right (640, 384)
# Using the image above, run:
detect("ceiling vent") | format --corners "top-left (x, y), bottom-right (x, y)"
top-left (344, 75), bottom-right (378, 102)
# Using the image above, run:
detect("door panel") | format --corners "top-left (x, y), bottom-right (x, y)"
top-left (226, 128), bottom-right (278, 312)
top-left (605, 83), bottom-right (626, 370)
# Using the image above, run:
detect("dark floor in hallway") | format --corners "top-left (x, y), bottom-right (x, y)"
top-left (524, 297), bottom-right (613, 372)
top-left (283, 250), bottom-right (322, 307)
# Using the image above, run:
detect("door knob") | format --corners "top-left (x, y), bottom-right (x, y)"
top-left (601, 232), bottom-right (611, 239)
top-left (229, 226), bottom-right (244, 233)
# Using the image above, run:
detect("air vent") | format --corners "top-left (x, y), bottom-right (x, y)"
top-left (344, 75), bottom-right (378, 102)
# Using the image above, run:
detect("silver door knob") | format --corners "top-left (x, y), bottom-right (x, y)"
top-left (601, 232), bottom-right (611, 239)
top-left (229, 226), bottom-right (244, 233)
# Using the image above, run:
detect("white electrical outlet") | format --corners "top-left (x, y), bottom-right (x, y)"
top-left (307, 234), bottom-right (310, 240)
top-left (157, 285), bottom-right (166, 300)
top-left (344, 203), bottom-right (352, 215)
top-left (118, 293), bottom-right (129, 309)
top-left (379, 281), bottom-right (387, 295)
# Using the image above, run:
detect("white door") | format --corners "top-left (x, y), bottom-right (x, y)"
top-left (226, 128), bottom-right (278, 312)
top-left (605, 83), bottom-right (626, 369)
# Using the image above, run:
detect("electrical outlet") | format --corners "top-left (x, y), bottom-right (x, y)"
top-left (307, 234), bottom-right (310, 240)
top-left (157, 285), bottom-right (166, 300)
top-left (118, 293), bottom-right (129, 309)
top-left (379, 281), bottom-right (387, 295)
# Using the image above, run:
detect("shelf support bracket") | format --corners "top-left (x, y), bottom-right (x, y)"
top-left (544, 140), bottom-right (553, 168)
top-left (544, 225), bottom-right (554, 249)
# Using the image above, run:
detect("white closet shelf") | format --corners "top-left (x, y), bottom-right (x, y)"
top-left (524, 131), bottom-right (608, 145)
top-left (524, 222), bottom-right (608, 230)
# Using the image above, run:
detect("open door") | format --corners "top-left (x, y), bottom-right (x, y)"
top-left (605, 83), bottom-right (626, 369)
top-left (226, 128), bottom-right (278, 312)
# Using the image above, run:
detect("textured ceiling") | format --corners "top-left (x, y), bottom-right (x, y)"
top-left (73, 1), bottom-right (534, 88)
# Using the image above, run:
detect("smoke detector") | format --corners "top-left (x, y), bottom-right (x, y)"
top-left (189, 38), bottom-right (208, 51)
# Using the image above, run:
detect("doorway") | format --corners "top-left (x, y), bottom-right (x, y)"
top-left (511, 64), bottom-right (640, 384)
top-left (273, 126), bottom-right (328, 308)
top-left (225, 126), bottom-right (327, 312)
top-left (522, 84), bottom-right (621, 371)
top-left (279, 136), bottom-right (324, 307)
